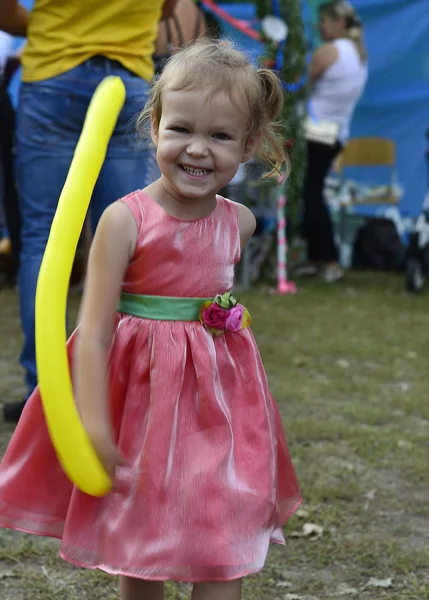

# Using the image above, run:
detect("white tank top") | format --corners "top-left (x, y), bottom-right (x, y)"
top-left (310, 38), bottom-right (368, 144)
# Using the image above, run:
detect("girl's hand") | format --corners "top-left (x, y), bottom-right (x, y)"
top-left (89, 433), bottom-right (127, 481)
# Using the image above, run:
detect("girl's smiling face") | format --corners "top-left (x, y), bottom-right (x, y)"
top-left (151, 87), bottom-right (256, 203)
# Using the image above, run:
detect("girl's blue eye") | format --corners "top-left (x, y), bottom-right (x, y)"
top-left (172, 127), bottom-right (189, 134)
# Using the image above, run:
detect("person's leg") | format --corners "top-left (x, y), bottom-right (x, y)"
top-left (119, 577), bottom-right (164, 600)
top-left (67, 61), bottom-right (153, 286)
top-left (191, 580), bottom-right (242, 600)
top-left (0, 156), bottom-right (16, 285)
top-left (2, 79), bottom-right (82, 421)
top-left (3, 66), bottom-right (101, 421)
top-left (3, 61), bottom-right (154, 421)
top-left (2, 144), bottom-right (21, 268)
top-left (301, 140), bottom-right (340, 265)
top-left (0, 86), bottom-right (18, 280)
top-left (0, 157), bottom-right (5, 234)
top-left (1, 87), bottom-right (21, 267)
top-left (90, 64), bottom-right (153, 231)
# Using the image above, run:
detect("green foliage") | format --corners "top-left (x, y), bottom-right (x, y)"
top-left (279, 0), bottom-right (308, 224)
top-left (215, 1), bottom-right (309, 225)
top-left (257, 0), bottom-right (309, 224)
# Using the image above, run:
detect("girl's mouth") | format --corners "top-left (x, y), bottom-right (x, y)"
top-left (181, 165), bottom-right (211, 177)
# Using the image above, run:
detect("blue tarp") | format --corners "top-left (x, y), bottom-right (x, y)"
top-left (8, 0), bottom-right (429, 216)
top-left (214, 1), bottom-right (429, 217)
top-left (337, 0), bottom-right (429, 216)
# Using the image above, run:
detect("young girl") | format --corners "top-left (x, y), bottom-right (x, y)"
top-left (0, 40), bottom-right (301, 600)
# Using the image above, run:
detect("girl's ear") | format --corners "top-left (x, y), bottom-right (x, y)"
top-left (241, 130), bottom-right (261, 164)
top-left (151, 112), bottom-right (159, 146)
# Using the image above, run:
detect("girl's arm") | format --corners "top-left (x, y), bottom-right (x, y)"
top-left (237, 203), bottom-right (257, 250)
top-left (73, 201), bottom-right (137, 475)
top-left (309, 43), bottom-right (338, 83)
top-left (161, 0), bottom-right (179, 20)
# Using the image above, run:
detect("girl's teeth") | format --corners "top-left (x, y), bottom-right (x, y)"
top-left (183, 166), bottom-right (207, 176)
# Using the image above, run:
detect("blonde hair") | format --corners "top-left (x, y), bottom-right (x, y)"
top-left (137, 39), bottom-right (289, 178)
top-left (320, 0), bottom-right (367, 62)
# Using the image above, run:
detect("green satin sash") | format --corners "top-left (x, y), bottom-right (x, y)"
top-left (118, 293), bottom-right (212, 321)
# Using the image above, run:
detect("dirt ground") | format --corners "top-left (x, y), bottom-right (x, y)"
top-left (0, 272), bottom-right (428, 599)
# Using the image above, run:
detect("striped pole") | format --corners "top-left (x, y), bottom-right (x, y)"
top-left (276, 175), bottom-right (297, 295)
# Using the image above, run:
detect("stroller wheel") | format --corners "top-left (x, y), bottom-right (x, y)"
top-left (405, 258), bottom-right (425, 293)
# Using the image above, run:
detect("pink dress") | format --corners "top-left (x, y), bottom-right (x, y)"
top-left (0, 191), bottom-right (301, 582)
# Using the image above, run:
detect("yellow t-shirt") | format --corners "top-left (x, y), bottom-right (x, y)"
top-left (22, 0), bottom-right (164, 83)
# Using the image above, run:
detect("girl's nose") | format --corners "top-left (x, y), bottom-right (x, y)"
top-left (186, 136), bottom-right (209, 157)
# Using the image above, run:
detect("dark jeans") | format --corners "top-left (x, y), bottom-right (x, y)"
top-left (16, 58), bottom-right (153, 396)
top-left (0, 84), bottom-right (20, 265)
top-left (302, 140), bottom-right (342, 263)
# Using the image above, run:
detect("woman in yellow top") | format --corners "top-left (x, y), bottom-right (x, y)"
top-left (0, 0), bottom-right (177, 422)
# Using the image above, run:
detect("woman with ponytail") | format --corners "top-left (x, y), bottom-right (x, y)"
top-left (298, 0), bottom-right (367, 283)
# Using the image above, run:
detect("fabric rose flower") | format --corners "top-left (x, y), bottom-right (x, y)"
top-left (225, 304), bottom-right (244, 332)
top-left (199, 292), bottom-right (252, 336)
top-left (201, 303), bottom-right (229, 331)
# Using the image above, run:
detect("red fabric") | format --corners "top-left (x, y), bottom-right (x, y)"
top-left (0, 191), bottom-right (301, 581)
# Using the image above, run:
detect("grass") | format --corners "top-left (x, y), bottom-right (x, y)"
top-left (0, 271), bottom-right (428, 599)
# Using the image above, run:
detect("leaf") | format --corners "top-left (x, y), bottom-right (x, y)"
top-left (302, 523), bottom-right (324, 539)
top-left (242, 308), bottom-right (252, 329)
top-left (216, 292), bottom-right (237, 309)
top-left (397, 439), bottom-right (413, 449)
top-left (396, 381), bottom-right (410, 393)
top-left (336, 358), bottom-right (350, 368)
top-left (364, 577), bottom-right (393, 589)
top-left (290, 523), bottom-right (324, 540)
top-left (0, 568), bottom-right (14, 580)
top-left (364, 489), bottom-right (376, 500)
top-left (292, 356), bottom-right (308, 367)
top-left (334, 583), bottom-right (358, 596)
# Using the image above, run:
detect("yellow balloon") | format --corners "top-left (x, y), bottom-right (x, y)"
top-left (35, 76), bottom-right (126, 497)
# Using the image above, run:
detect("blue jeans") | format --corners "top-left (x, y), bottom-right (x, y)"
top-left (17, 59), bottom-right (152, 396)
